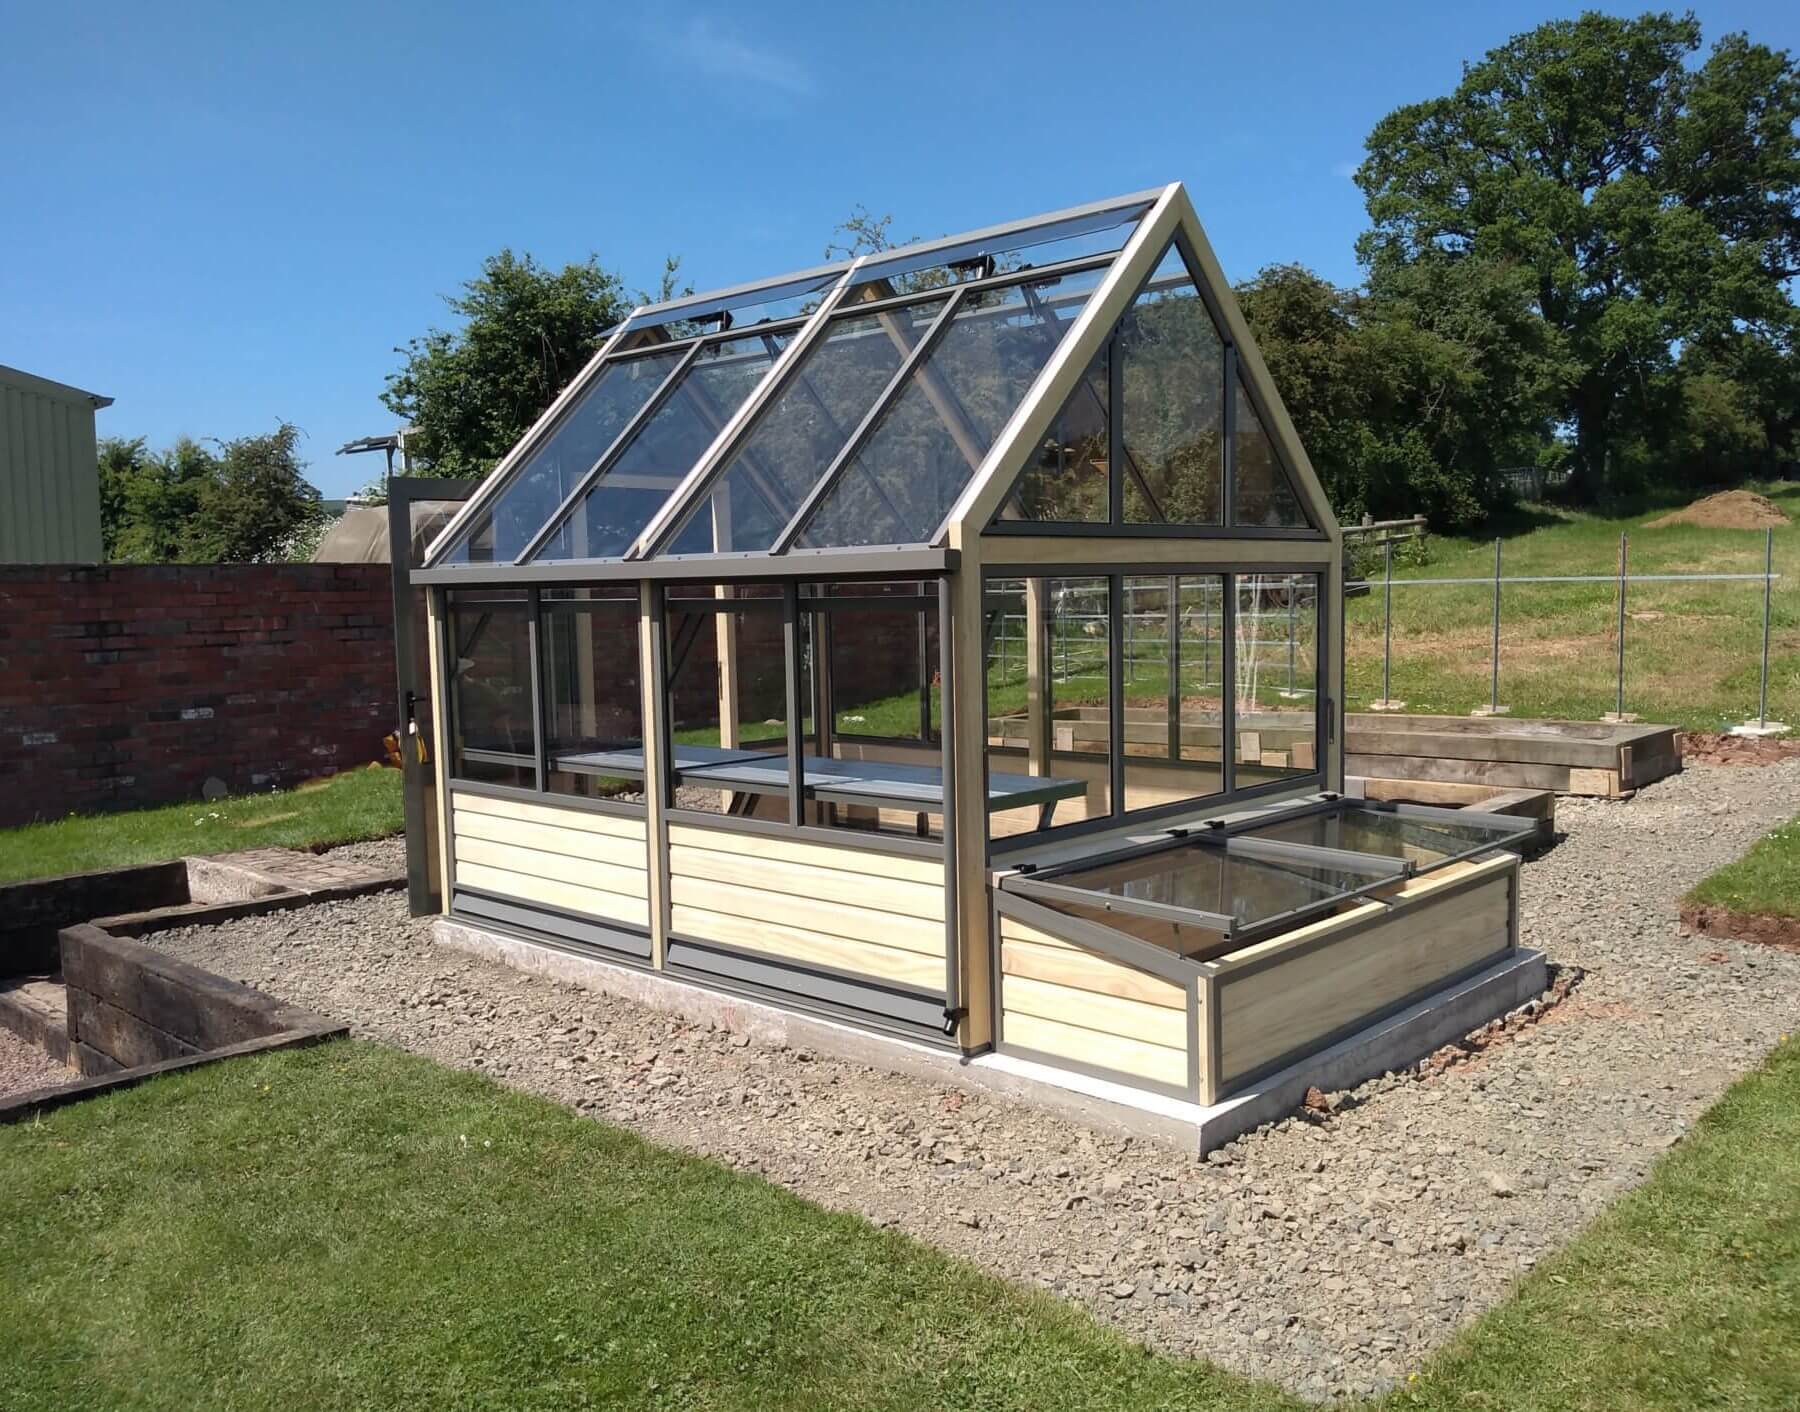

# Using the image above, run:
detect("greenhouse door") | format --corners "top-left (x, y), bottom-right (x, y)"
top-left (388, 477), bottom-right (476, 915)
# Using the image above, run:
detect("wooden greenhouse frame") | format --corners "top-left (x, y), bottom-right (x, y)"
top-left (408, 184), bottom-right (1543, 1132)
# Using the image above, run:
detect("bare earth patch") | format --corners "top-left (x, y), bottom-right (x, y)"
top-left (1680, 902), bottom-right (1800, 952)
top-left (1682, 731), bottom-right (1800, 766)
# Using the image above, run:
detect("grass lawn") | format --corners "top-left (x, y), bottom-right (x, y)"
top-left (1686, 814), bottom-right (1800, 919)
top-left (0, 767), bottom-right (403, 885)
top-left (1343, 482), bottom-right (1800, 730)
top-left (4, 1037), bottom-right (1799, 1410)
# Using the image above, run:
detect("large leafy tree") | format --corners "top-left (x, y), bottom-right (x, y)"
top-left (1357, 10), bottom-right (1800, 499)
top-left (382, 250), bottom-right (633, 479)
top-left (1236, 260), bottom-right (1564, 528)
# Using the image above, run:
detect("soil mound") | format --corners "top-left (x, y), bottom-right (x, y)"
top-left (1646, 489), bottom-right (1789, 531)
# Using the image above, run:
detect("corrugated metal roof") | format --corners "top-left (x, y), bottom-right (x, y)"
top-left (0, 363), bottom-right (113, 409)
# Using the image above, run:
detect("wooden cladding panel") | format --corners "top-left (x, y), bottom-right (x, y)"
top-left (1215, 861), bottom-right (1515, 1088)
top-left (454, 862), bottom-right (651, 929)
top-left (668, 822), bottom-right (946, 990)
top-left (451, 792), bottom-right (649, 930)
top-left (668, 843), bottom-right (944, 923)
top-left (997, 914), bottom-right (1191, 1091)
top-left (668, 905), bottom-right (941, 990)
top-left (454, 790), bottom-right (648, 840)
top-left (667, 822), bottom-right (943, 885)
top-left (1003, 1012), bottom-right (1189, 1090)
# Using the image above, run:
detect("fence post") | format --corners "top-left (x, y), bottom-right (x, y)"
top-left (1761, 526), bottom-right (1774, 725)
top-left (1604, 531), bottom-right (1633, 723)
top-left (1473, 537), bottom-right (1508, 716)
top-left (1371, 538), bottom-right (1403, 710)
top-left (1734, 524), bottom-right (1789, 736)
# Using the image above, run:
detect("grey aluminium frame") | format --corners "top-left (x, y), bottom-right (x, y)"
top-left (386, 475), bottom-right (477, 914)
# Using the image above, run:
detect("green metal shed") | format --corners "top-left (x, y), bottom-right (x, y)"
top-left (0, 363), bottom-right (112, 563)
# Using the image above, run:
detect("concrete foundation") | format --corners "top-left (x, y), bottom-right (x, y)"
top-left (434, 916), bottom-right (1548, 1153)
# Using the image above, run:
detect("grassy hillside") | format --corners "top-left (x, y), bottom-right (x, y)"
top-left (1345, 483), bottom-right (1800, 730)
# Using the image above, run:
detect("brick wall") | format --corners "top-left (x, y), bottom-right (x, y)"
top-left (0, 565), bottom-right (395, 828)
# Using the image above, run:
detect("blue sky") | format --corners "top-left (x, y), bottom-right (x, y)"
top-left (3, 2), bottom-right (1795, 498)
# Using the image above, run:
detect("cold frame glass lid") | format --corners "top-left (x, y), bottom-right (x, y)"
top-left (1238, 804), bottom-right (1537, 871)
top-left (1044, 843), bottom-right (1389, 933)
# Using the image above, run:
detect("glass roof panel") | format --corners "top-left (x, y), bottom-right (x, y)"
top-left (848, 203), bottom-right (1147, 298)
top-left (437, 347), bottom-right (689, 565)
top-left (659, 296), bottom-right (952, 555)
top-left (531, 332), bottom-right (791, 562)
top-left (796, 266), bottom-right (1106, 548)
top-left (626, 270), bottom-right (843, 339)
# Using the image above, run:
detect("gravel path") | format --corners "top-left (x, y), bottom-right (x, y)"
top-left (316, 836), bottom-right (407, 873)
top-left (0, 1026), bottom-right (71, 1100)
top-left (146, 761), bottom-right (1800, 1401)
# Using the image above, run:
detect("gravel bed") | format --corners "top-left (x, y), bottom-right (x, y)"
top-left (0, 1027), bottom-right (71, 1100)
top-left (316, 836), bottom-right (407, 873)
top-left (145, 760), bottom-right (1800, 1401)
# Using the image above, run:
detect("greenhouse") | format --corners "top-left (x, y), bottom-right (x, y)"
top-left (412, 183), bottom-right (1544, 1141)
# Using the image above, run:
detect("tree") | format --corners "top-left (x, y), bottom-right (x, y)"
top-left (96, 436), bottom-right (149, 560)
top-left (382, 250), bottom-right (632, 479)
top-left (1235, 261), bottom-right (1563, 528)
top-left (181, 423), bottom-right (324, 563)
top-left (98, 427), bottom-right (324, 563)
top-left (1357, 10), bottom-right (1800, 499)
top-left (98, 435), bottom-right (216, 562)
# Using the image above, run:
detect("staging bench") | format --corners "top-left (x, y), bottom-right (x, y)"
top-left (558, 744), bottom-right (1085, 824)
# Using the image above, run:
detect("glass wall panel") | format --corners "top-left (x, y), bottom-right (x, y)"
top-left (994, 344), bottom-right (1110, 523)
top-left (1121, 244), bottom-right (1224, 527)
top-left (1233, 380), bottom-right (1309, 528)
top-left (662, 299), bottom-right (949, 554)
top-left (1233, 573), bottom-right (1320, 788)
top-left (1120, 574), bottom-right (1225, 812)
top-left (804, 583), bottom-right (943, 838)
top-left (534, 332), bottom-right (790, 562)
top-left (541, 586), bottom-right (642, 795)
top-left (984, 574), bottom-right (1111, 841)
top-left (663, 589), bottom-right (789, 816)
top-left (799, 267), bottom-right (1104, 548)
top-left (1177, 576), bottom-right (1228, 765)
top-left (445, 595), bottom-right (534, 784)
top-left (440, 348), bottom-right (687, 565)
top-left (827, 600), bottom-right (939, 744)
